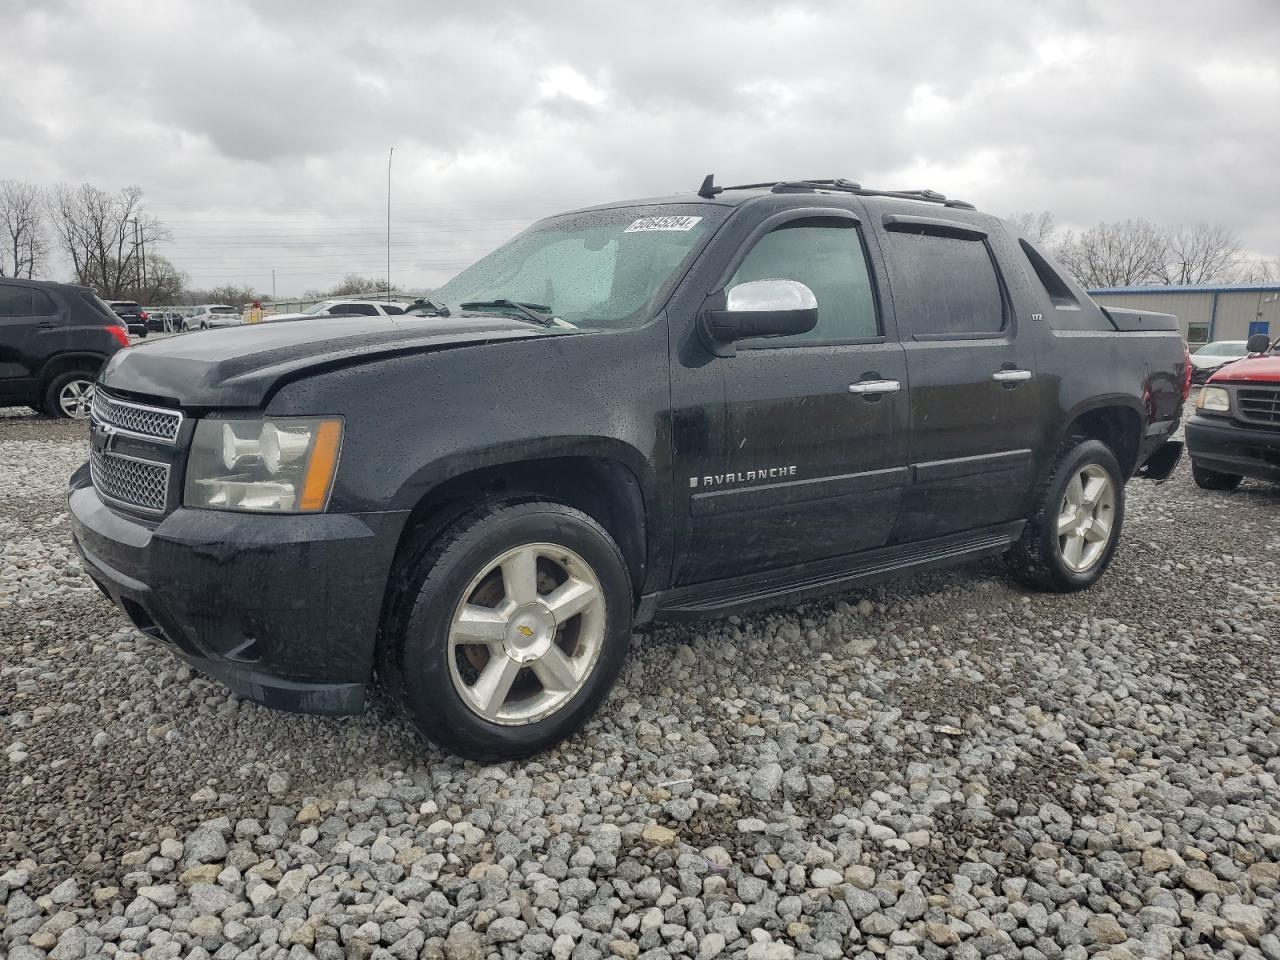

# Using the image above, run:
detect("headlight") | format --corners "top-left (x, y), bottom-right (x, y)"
top-left (1196, 386), bottom-right (1231, 413)
top-left (184, 417), bottom-right (343, 513)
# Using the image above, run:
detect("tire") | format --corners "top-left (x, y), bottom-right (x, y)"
top-left (380, 500), bottom-right (633, 760)
top-left (1008, 439), bottom-right (1125, 593)
top-left (200, 322), bottom-right (208, 330)
top-left (44, 370), bottom-right (96, 420)
top-left (1192, 464), bottom-right (1242, 491)
top-left (137, 327), bottom-right (148, 338)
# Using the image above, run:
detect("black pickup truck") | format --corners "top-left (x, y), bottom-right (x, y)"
top-left (69, 177), bottom-right (1189, 759)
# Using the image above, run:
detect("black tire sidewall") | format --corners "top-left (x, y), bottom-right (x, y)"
top-left (1032, 440), bottom-right (1125, 591)
top-left (391, 502), bottom-right (632, 760)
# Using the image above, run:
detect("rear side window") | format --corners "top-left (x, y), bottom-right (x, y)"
top-left (728, 219), bottom-right (880, 343)
top-left (0, 284), bottom-right (33, 317)
top-left (31, 289), bottom-right (57, 315)
top-left (884, 231), bottom-right (1006, 337)
top-left (382, 304), bottom-right (405, 315)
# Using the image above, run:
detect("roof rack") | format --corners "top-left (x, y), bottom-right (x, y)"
top-left (696, 174), bottom-right (976, 210)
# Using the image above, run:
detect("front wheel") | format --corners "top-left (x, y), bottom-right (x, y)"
top-left (380, 500), bottom-right (632, 760)
top-left (1008, 439), bottom-right (1125, 592)
top-left (1192, 464), bottom-right (1242, 491)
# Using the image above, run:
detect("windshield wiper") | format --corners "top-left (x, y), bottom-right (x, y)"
top-left (460, 299), bottom-right (554, 327)
top-left (408, 297), bottom-right (450, 317)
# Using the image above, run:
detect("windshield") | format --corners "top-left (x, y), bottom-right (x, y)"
top-left (430, 204), bottom-right (726, 330)
top-left (1195, 341), bottom-right (1247, 356)
top-left (302, 302), bottom-right (335, 315)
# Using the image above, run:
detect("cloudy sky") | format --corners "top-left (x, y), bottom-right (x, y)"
top-left (2, 0), bottom-right (1278, 296)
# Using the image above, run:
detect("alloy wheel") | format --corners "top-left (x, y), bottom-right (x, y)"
top-left (58, 378), bottom-right (95, 419)
top-left (446, 542), bottom-right (606, 725)
top-left (1057, 464), bottom-right (1115, 572)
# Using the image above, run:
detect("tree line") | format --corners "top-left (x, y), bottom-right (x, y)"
top-left (5, 176), bottom-right (1275, 301)
top-left (1008, 212), bottom-right (1277, 288)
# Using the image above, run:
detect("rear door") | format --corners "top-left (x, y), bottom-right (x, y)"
top-left (874, 214), bottom-right (1041, 542)
top-left (681, 207), bottom-right (910, 581)
top-left (0, 283), bottom-right (64, 399)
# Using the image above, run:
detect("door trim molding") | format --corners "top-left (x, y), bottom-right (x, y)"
top-left (911, 449), bottom-right (1032, 484)
top-left (689, 465), bottom-right (910, 517)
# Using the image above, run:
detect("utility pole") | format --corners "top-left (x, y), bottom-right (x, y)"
top-left (130, 218), bottom-right (141, 297)
top-left (387, 146), bottom-right (394, 302)
top-left (272, 268), bottom-right (276, 303)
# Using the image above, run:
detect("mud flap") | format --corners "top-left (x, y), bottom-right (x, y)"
top-left (1136, 439), bottom-right (1183, 482)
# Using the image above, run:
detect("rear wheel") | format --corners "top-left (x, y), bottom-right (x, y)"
top-left (380, 500), bottom-right (632, 760)
top-left (1192, 464), bottom-right (1242, 491)
top-left (1009, 439), bottom-right (1124, 592)
top-left (44, 371), bottom-right (96, 420)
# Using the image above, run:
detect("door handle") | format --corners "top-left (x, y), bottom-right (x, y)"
top-left (38, 321), bottom-right (58, 329)
top-left (848, 379), bottom-right (901, 395)
top-left (992, 369), bottom-right (1033, 383)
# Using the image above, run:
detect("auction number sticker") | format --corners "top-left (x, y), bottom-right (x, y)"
top-left (624, 215), bottom-right (703, 233)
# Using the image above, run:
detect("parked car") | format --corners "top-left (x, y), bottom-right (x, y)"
top-left (69, 177), bottom-right (1189, 759)
top-left (1187, 333), bottom-right (1280, 489)
top-left (182, 305), bottom-right (243, 331)
top-left (265, 299), bottom-right (407, 323)
top-left (106, 300), bottom-right (149, 338)
top-left (0, 277), bottom-right (130, 418)
top-left (143, 308), bottom-right (179, 333)
top-left (1189, 339), bottom-right (1249, 383)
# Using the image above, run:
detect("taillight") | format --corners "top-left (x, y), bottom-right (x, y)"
top-left (107, 325), bottom-right (130, 348)
top-left (1181, 345), bottom-right (1192, 400)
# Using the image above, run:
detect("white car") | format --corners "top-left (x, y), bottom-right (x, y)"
top-left (265, 299), bottom-right (407, 323)
top-left (1189, 340), bottom-right (1249, 383)
top-left (182, 304), bottom-right (243, 331)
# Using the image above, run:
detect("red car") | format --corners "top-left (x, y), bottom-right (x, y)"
top-left (1187, 333), bottom-right (1280, 489)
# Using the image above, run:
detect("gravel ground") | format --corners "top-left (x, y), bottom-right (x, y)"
top-left (1, 405), bottom-right (1277, 960)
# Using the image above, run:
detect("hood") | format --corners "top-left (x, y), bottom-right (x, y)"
top-left (99, 314), bottom-right (575, 407)
top-left (1208, 354), bottom-right (1280, 384)
top-left (1189, 353), bottom-right (1242, 369)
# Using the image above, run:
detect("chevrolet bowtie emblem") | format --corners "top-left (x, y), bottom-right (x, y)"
top-left (517, 625), bottom-right (535, 638)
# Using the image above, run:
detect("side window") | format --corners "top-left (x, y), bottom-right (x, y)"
top-left (31, 289), bottom-right (58, 316)
top-left (0, 285), bottom-right (33, 318)
top-left (327, 304), bottom-right (358, 315)
top-left (728, 220), bottom-right (879, 343)
top-left (382, 304), bottom-right (404, 315)
top-left (351, 304), bottom-right (379, 316)
top-left (885, 230), bottom-right (1006, 337)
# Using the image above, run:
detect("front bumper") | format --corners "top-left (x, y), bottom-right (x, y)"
top-left (1185, 414), bottom-right (1280, 483)
top-left (69, 465), bottom-right (408, 715)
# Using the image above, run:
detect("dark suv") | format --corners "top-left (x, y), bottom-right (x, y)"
top-left (0, 278), bottom-right (130, 418)
top-left (69, 178), bottom-right (1189, 758)
top-left (106, 301), bottom-right (148, 338)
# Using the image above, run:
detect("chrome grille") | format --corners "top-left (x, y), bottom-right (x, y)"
top-left (91, 391), bottom-right (183, 443)
top-left (1237, 387), bottom-right (1280, 426)
top-left (90, 447), bottom-right (170, 513)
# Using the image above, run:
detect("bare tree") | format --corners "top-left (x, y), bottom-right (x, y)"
top-left (46, 183), bottom-right (169, 297)
top-left (0, 180), bottom-right (48, 278)
top-left (202, 284), bottom-right (262, 309)
top-left (1237, 257), bottom-right (1279, 283)
top-left (120, 253), bottom-right (187, 304)
top-left (1007, 211), bottom-right (1057, 246)
top-left (1055, 219), bottom-right (1168, 288)
top-left (1156, 223), bottom-right (1243, 285)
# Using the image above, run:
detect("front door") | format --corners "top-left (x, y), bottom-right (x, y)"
top-left (0, 283), bottom-right (63, 401)
top-left (874, 216), bottom-right (1041, 542)
top-left (679, 210), bottom-right (910, 583)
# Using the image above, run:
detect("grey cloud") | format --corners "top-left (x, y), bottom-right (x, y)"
top-left (2, 0), bottom-right (1277, 291)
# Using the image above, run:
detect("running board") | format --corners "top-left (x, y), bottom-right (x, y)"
top-left (638, 522), bottom-right (1024, 622)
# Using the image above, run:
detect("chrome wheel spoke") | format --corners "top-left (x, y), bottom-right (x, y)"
top-left (454, 604), bottom-right (508, 645)
top-left (1084, 514), bottom-right (1111, 543)
top-left (501, 547), bottom-right (540, 605)
top-left (1080, 475), bottom-right (1107, 507)
top-left (1063, 473), bottom-right (1084, 508)
top-left (531, 645), bottom-right (577, 693)
top-left (1056, 510), bottom-right (1076, 535)
top-left (543, 578), bottom-right (598, 623)
top-left (1062, 533), bottom-right (1085, 568)
top-left (471, 652), bottom-right (522, 719)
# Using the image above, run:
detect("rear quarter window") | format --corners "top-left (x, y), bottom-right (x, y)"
top-left (883, 230), bottom-right (1006, 338)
